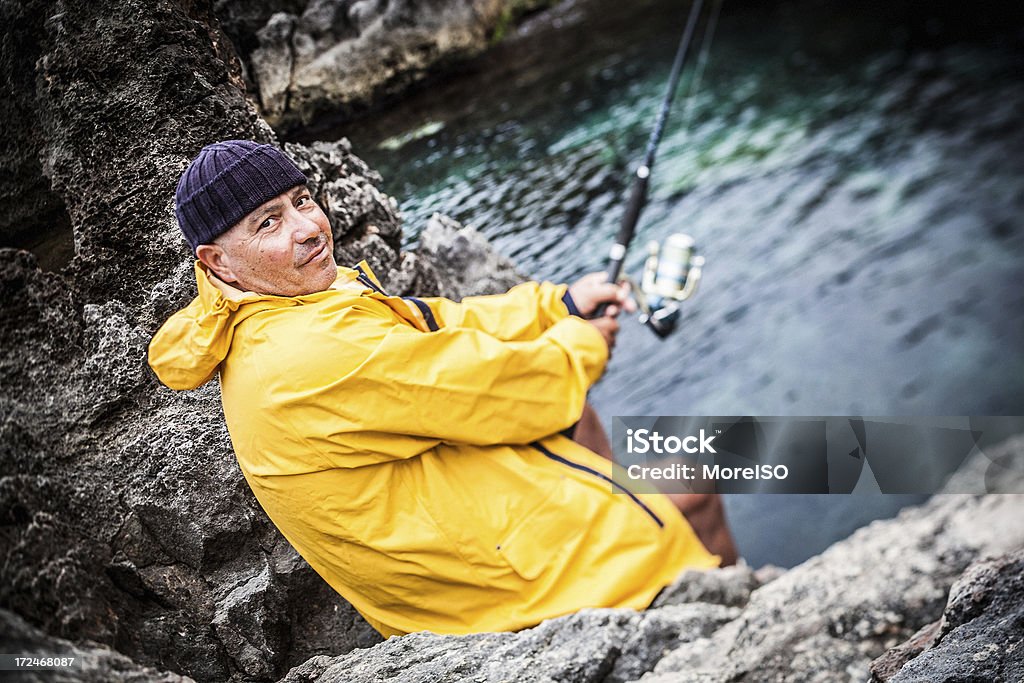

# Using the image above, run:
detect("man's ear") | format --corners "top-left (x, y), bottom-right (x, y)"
top-left (196, 243), bottom-right (238, 284)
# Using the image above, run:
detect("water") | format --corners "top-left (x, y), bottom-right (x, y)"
top-left (328, 0), bottom-right (1024, 567)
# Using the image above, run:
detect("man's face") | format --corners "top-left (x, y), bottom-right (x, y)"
top-left (197, 185), bottom-right (338, 296)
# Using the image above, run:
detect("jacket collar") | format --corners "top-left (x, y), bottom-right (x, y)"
top-left (194, 259), bottom-right (383, 305)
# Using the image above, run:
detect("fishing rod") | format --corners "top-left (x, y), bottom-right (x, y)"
top-left (596, 0), bottom-right (723, 337)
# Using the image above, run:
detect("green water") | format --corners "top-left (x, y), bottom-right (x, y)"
top-left (333, 0), bottom-right (1024, 566)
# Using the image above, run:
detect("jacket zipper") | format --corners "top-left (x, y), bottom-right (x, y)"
top-left (355, 270), bottom-right (440, 332)
top-left (355, 270), bottom-right (384, 294)
top-left (530, 441), bottom-right (665, 528)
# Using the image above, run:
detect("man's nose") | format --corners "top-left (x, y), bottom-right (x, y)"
top-left (290, 212), bottom-right (322, 243)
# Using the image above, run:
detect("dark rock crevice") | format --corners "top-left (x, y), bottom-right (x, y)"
top-left (0, 0), bottom-right (75, 271)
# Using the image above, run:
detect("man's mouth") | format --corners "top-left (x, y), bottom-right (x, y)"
top-left (300, 239), bottom-right (329, 266)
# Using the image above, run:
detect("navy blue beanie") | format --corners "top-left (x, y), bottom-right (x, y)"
top-left (174, 140), bottom-right (308, 253)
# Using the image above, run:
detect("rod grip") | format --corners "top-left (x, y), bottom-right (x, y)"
top-left (593, 173), bottom-right (648, 318)
top-left (612, 173), bottom-right (649, 279)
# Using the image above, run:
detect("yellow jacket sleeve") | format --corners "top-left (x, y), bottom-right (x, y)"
top-left (415, 281), bottom-right (576, 341)
top-left (338, 311), bottom-right (608, 447)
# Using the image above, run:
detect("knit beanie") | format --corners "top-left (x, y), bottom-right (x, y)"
top-left (174, 140), bottom-right (308, 253)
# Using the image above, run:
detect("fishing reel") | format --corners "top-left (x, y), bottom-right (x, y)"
top-left (627, 233), bottom-right (705, 339)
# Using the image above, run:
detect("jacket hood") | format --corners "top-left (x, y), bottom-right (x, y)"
top-left (148, 261), bottom-right (365, 390)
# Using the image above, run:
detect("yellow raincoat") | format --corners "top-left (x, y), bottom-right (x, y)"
top-left (149, 261), bottom-right (718, 638)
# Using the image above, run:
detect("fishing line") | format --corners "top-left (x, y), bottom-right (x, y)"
top-left (679, 0), bottom-right (723, 137)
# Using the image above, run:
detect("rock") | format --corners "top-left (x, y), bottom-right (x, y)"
top-left (250, 12), bottom-right (298, 120)
top-left (279, 605), bottom-right (739, 683)
top-left (873, 550), bottom-right (1024, 682)
top-left (417, 213), bottom-right (525, 298)
top-left (867, 619), bottom-right (943, 681)
top-left (0, 607), bottom-right (192, 682)
top-left (214, 0), bottom-right (557, 131)
top-left (637, 490), bottom-right (1024, 682)
top-left (0, 0), bottom-right (72, 258)
top-left (650, 564), bottom-right (764, 610)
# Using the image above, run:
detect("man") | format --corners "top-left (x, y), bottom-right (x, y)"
top-left (149, 140), bottom-right (736, 638)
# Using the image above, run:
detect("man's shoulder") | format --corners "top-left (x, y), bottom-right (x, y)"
top-left (234, 292), bottom-right (395, 358)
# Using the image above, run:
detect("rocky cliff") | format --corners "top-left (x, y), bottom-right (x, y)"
top-left (214, 0), bottom-right (555, 132)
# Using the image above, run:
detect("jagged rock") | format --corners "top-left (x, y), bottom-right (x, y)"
top-left (867, 620), bottom-right (943, 681)
top-left (873, 550), bottom-right (1024, 682)
top-left (0, 1), bottom-right (72, 258)
top-left (214, 0), bottom-right (556, 131)
top-left (650, 564), bottom-right (764, 610)
top-left (637, 483), bottom-right (1024, 680)
top-left (417, 213), bottom-right (525, 298)
top-left (0, 607), bottom-right (192, 682)
top-left (279, 605), bottom-right (740, 683)
top-left (251, 12), bottom-right (298, 120)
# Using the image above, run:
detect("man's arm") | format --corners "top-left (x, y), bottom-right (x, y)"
top-left (310, 309), bottom-right (610, 451)
top-left (415, 281), bottom-right (576, 342)
top-left (415, 274), bottom-right (632, 342)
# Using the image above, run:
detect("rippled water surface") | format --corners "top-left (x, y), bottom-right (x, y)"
top-left (333, 0), bottom-right (1024, 565)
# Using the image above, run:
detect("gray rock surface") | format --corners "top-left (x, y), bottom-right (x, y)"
top-left (0, 607), bottom-right (193, 682)
top-left (280, 605), bottom-right (741, 683)
top-left (876, 550), bottom-right (1024, 683)
top-left (214, 0), bottom-right (556, 131)
top-left (638, 501), bottom-right (1024, 680)
top-left (650, 564), bottom-right (765, 610)
top-left (417, 213), bottom-right (525, 298)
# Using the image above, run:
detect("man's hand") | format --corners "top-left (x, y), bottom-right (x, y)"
top-left (568, 273), bottom-right (635, 354)
top-left (567, 273), bottom-right (636, 318)
top-left (589, 315), bottom-right (620, 352)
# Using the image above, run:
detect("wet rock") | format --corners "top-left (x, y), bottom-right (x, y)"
top-left (214, 0), bottom-right (557, 131)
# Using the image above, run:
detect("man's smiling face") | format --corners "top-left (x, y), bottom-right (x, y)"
top-left (196, 185), bottom-right (337, 296)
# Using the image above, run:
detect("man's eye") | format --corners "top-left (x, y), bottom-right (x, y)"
top-left (259, 218), bottom-right (273, 230)
top-left (296, 196), bottom-right (311, 207)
